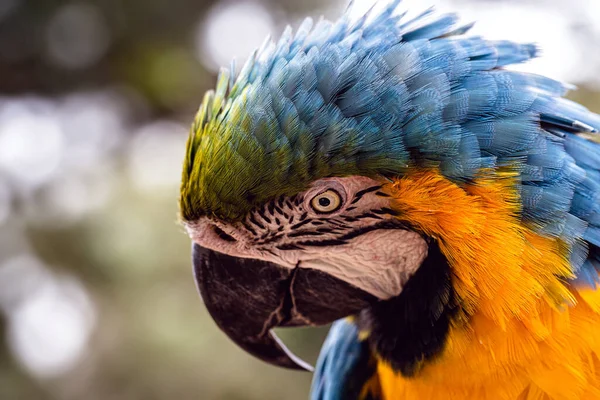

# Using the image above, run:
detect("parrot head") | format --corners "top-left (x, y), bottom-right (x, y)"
top-left (180, 0), bottom-right (600, 375)
top-left (180, 69), bottom-right (434, 370)
top-left (184, 173), bottom-right (431, 370)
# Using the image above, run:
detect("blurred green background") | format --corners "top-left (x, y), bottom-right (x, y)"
top-left (0, 0), bottom-right (599, 399)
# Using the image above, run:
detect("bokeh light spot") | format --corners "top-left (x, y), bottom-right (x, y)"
top-left (44, 3), bottom-right (111, 70)
top-left (0, 255), bottom-right (96, 379)
top-left (127, 121), bottom-right (188, 192)
top-left (196, 1), bottom-right (276, 72)
top-left (0, 180), bottom-right (11, 225)
top-left (0, 100), bottom-right (64, 188)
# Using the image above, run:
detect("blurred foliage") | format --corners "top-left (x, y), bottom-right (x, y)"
top-left (0, 0), bottom-right (214, 105)
top-left (0, 0), bottom-right (335, 115)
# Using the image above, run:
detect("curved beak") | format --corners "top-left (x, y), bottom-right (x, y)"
top-left (192, 243), bottom-right (377, 371)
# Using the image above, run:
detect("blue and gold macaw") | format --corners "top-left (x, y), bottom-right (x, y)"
top-left (179, 1), bottom-right (600, 398)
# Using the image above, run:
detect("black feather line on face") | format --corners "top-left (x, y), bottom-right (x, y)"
top-left (290, 219), bottom-right (313, 230)
top-left (355, 213), bottom-right (383, 220)
top-left (239, 184), bottom-right (406, 251)
top-left (240, 180), bottom-right (392, 242)
top-left (295, 220), bottom-right (409, 247)
top-left (267, 201), bottom-right (275, 215)
top-left (244, 204), bottom-right (410, 248)
top-left (275, 243), bottom-right (305, 251)
top-left (325, 219), bottom-right (350, 229)
top-left (351, 185), bottom-right (382, 204)
top-left (249, 214), bottom-right (265, 230)
top-left (288, 230), bottom-right (324, 238)
top-left (242, 220), bottom-right (257, 236)
top-left (213, 226), bottom-right (237, 242)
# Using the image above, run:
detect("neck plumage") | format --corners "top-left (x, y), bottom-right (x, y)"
top-left (359, 240), bottom-right (456, 376)
top-left (369, 284), bottom-right (600, 400)
top-left (356, 171), bottom-right (600, 399)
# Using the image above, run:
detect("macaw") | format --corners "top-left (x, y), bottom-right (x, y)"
top-left (179, 1), bottom-right (600, 399)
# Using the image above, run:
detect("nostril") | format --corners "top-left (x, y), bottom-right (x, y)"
top-left (213, 226), bottom-right (237, 242)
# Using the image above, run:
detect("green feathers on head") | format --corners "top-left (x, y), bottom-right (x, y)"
top-left (179, 45), bottom-right (410, 222)
top-left (180, 67), bottom-right (316, 222)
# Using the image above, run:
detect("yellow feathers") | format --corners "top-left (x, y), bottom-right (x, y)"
top-left (375, 170), bottom-right (600, 400)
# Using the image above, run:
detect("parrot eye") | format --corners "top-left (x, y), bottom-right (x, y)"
top-left (310, 189), bottom-right (342, 214)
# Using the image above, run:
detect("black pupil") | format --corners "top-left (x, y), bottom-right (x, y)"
top-left (318, 197), bottom-right (331, 207)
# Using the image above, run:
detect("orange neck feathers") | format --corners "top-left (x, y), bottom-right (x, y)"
top-left (375, 170), bottom-right (600, 400)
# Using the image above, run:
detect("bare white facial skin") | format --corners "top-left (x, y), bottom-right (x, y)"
top-left (185, 176), bottom-right (428, 300)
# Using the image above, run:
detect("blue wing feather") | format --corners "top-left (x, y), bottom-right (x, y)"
top-left (311, 319), bottom-right (376, 400)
